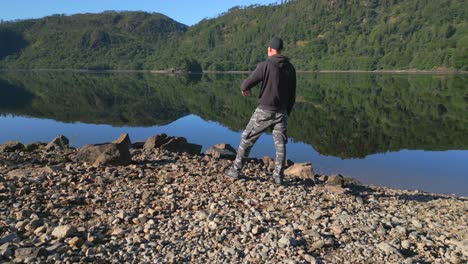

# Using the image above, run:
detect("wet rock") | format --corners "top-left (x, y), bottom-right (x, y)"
top-left (205, 143), bottom-right (236, 159)
top-left (45, 135), bottom-right (69, 150)
top-left (284, 162), bottom-right (314, 179)
top-left (0, 141), bottom-right (25, 152)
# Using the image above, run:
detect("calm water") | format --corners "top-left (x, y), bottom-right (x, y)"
top-left (0, 71), bottom-right (467, 196)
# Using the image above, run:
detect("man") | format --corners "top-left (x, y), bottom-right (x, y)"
top-left (224, 36), bottom-right (296, 185)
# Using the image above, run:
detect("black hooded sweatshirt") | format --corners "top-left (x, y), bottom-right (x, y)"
top-left (240, 54), bottom-right (296, 115)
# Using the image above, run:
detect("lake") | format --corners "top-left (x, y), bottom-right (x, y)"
top-left (0, 71), bottom-right (467, 196)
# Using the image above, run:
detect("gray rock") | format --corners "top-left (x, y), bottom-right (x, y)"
top-left (51, 225), bottom-right (76, 239)
top-left (45, 135), bottom-right (69, 150)
top-left (205, 143), bottom-right (236, 159)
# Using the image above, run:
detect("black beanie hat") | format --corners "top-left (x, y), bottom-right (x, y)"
top-left (269, 37), bottom-right (284, 50)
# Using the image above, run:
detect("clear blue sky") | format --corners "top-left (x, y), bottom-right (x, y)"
top-left (1, 0), bottom-right (279, 26)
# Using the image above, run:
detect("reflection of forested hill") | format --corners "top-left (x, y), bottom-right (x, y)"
top-left (0, 72), bottom-right (190, 126)
top-left (0, 72), bottom-right (466, 158)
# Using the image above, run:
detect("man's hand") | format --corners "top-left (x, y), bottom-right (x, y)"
top-left (242, 90), bottom-right (250, 97)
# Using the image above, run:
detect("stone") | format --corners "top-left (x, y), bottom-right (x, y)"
top-left (52, 225), bottom-right (76, 239)
top-left (45, 135), bottom-right (70, 150)
top-left (0, 243), bottom-right (13, 258)
top-left (25, 219), bottom-right (44, 232)
top-left (160, 137), bottom-right (201, 155)
top-left (205, 143), bottom-right (236, 159)
top-left (131, 142), bottom-right (145, 149)
top-left (0, 233), bottom-right (19, 245)
top-left (0, 141), bottom-right (25, 152)
top-left (143, 134), bottom-right (170, 150)
top-left (304, 254), bottom-right (317, 263)
top-left (75, 134), bottom-right (132, 166)
top-left (324, 185), bottom-right (347, 194)
top-left (326, 174), bottom-right (345, 187)
top-left (311, 240), bottom-right (325, 251)
top-left (69, 237), bottom-right (84, 248)
top-left (6, 166), bottom-right (57, 180)
top-left (223, 246), bottom-right (236, 255)
top-left (113, 133), bottom-right (132, 150)
top-left (412, 219), bottom-right (423, 229)
top-left (14, 247), bottom-right (47, 260)
top-left (143, 134), bottom-right (201, 155)
top-left (25, 142), bottom-right (44, 152)
top-left (112, 228), bottom-right (125, 236)
top-left (377, 242), bottom-right (402, 257)
top-left (284, 162), bottom-right (314, 179)
top-left (401, 240), bottom-right (411, 250)
top-left (195, 211), bottom-right (208, 220)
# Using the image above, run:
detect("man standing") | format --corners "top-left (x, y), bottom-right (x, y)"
top-left (224, 37), bottom-right (296, 185)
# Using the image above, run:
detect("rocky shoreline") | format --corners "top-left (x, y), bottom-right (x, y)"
top-left (1, 134), bottom-right (467, 263)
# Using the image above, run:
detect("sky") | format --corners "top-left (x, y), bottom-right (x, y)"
top-left (1, 0), bottom-right (279, 26)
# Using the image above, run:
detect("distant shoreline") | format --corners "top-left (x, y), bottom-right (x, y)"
top-left (0, 68), bottom-right (467, 75)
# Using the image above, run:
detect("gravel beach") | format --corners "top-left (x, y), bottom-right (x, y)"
top-left (0, 135), bottom-right (466, 263)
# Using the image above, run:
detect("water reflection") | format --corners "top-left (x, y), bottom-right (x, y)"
top-left (1, 71), bottom-right (466, 159)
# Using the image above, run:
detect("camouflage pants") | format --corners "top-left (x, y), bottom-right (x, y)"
top-left (234, 107), bottom-right (288, 177)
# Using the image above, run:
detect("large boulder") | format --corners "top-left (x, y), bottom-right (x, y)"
top-left (75, 133), bottom-right (132, 166)
top-left (143, 134), bottom-right (201, 155)
top-left (0, 141), bottom-right (25, 152)
top-left (143, 134), bottom-right (170, 150)
top-left (45, 135), bottom-right (69, 151)
top-left (284, 162), bottom-right (314, 179)
top-left (205, 143), bottom-right (236, 159)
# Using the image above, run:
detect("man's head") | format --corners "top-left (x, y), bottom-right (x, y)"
top-left (268, 37), bottom-right (283, 56)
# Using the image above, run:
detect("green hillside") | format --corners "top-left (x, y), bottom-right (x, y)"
top-left (0, 11), bottom-right (187, 70)
top-left (0, 0), bottom-right (467, 71)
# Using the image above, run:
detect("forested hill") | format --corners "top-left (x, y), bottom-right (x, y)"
top-left (0, 12), bottom-right (188, 70)
top-left (1, 0), bottom-right (467, 71)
